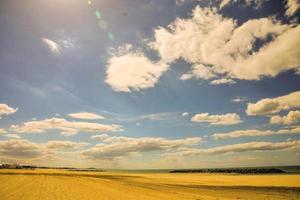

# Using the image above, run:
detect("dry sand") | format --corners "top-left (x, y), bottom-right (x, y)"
top-left (0, 169), bottom-right (299, 200)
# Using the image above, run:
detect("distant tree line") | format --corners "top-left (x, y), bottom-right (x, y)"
top-left (0, 164), bottom-right (35, 170)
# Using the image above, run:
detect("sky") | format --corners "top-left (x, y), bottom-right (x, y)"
top-left (0, 0), bottom-right (300, 169)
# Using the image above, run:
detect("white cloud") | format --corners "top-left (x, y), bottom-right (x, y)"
top-left (42, 38), bottom-right (60, 54)
top-left (67, 112), bottom-right (104, 120)
top-left (150, 6), bottom-right (299, 82)
top-left (182, 112), bottom-right (189, 117)
top-left (210, 78), bottom-right (236, 85)
top-left (246, 91), bottom-right (300, 116)
top-left (180, 64), bottom-right (216, 80)
top-left (191, 112), bottom-right (242, 125)
top-left (165, 140), bottom-right (300, 157)
top-left (9, 118), bottom-right (122, 136)
top-left (104, 6), bottom-right (299, 91)
top-left (213, 126), bottom-right (300, 140)
top-left (3, 134), bottom-right (21, 139)
top-left (141, 112), bottom-right (175, 121)
top-left (270, 110), bottom-right (300, 125)
top-left (232, 96), bottom-right (248, 103)
top-left (219, 0), bottom-right (231, 8)
top-left (0, 104), bottom-right (18, 119)
top-left (46, 141), bottom-right (89, 149)
top-left (105, 45), bottom-right (168, 92)
top-left (0, 128), bottom-right (7, 134)
top-left (285, 0), bottom-right (300, 17)
top-left (90, 134), bottom-right (109, 141)
top-left (219, 0), bottom-right (267, 9)
top-left (82, 136), bottom-right (202, 160)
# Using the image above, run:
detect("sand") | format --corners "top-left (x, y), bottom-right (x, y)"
top-left (0, 169), bottom-right (299, 200)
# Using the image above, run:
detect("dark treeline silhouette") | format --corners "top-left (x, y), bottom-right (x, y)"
top-left (170, 168), bottom-right (285, 174)
top-left (0, 164), bottom-right (35, 170)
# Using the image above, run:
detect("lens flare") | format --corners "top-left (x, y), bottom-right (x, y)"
top-left (95, 11), bottom-right (101, 19)
top-left (85, 0), bottom-right (114, 41)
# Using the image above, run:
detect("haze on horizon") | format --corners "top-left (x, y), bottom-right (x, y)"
top-left (0, 0), bottom-right (300, 169)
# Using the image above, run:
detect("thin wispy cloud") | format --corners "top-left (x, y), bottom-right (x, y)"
top-left (67, 112), bottom-right (105, 120)
top-left (165, 140), bottom-right (300, 157)
top-left (212, 126), bottom-right (300, 140)
top-left (42, 38), bottom-right (60, 54)
top-left (210, 78), bottom-right (236, 85)
top-left (9, 118), bottom-right (122, 136)
top-left (232, 96), bottom-right (248, 103)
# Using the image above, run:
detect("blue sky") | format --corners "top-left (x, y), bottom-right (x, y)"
top-left (0, 0), bottom-right (300, 169)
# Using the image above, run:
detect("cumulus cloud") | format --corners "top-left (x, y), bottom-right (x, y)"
top-left (104, 5), bottom-right (299, 91)
top-left (0, 104), bottom-right (18, 119)
top-left (213, 126), bottom-right (300, 140)
top-left (180, 64), bottom-right (216, 80)
top-left (42, 38), bottom-right (60, 54)
top-left (246, 91), bottom-right (300, 116)
top-left (105, 45), bottom-right (168, 92)
top-left (270, 110), bottom-right (300, 125)
top-left (67, 112), bottom-right (104, 120)
top-left (210, 78), bottom-right (236, 85)
top-left (165, 140), bottom-right (300, 157)
top-left (285, 0), bottom-right (300, 17)
top-left (82, 136), bottom-right (202, 160)
top-left (9, 118), bottom-right (122, 136)
top-left (191, 113), bottom-right (242, 125)
top-left (150, 6), bottom-right (299, 81)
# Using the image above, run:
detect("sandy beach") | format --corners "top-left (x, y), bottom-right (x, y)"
top-left (0, 169), bottom-right (299, 200)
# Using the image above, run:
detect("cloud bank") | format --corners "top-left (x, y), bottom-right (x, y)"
top-left (83, 136), bottom-right (202, 160)
top-left (10, 118), bottom-right (121, 136)
top-left (213, 126), bottom-right (300, 140)
top-left (165, 140), bottom-right (300, 157)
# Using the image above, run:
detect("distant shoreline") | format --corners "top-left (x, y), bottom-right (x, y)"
top-left (169, 168), bottom-right (286, 174)
top-left (1, 164), bottom-right (300, 174)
